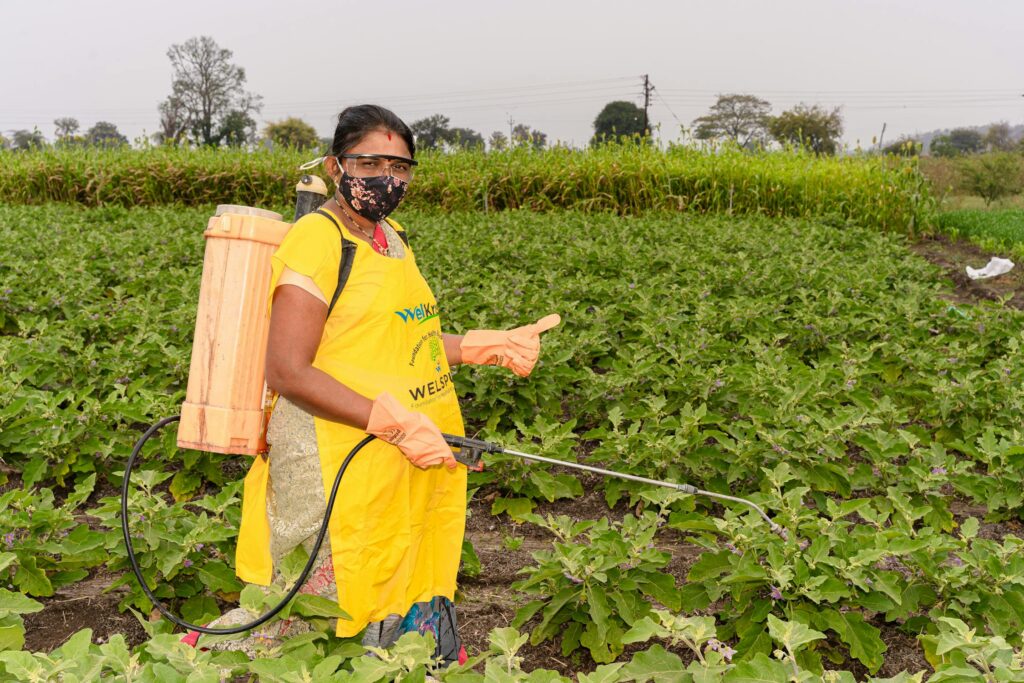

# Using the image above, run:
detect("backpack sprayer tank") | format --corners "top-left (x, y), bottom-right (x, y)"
top-left (175, 175), bottom-right (328, 455)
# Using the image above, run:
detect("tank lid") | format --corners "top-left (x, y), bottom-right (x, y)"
top-left (295, 174), bottom-right (328, 196)
top-left (215, 205), bottom-right (283, 221)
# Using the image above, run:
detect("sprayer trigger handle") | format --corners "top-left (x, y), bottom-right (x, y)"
top-left (452, 448), bottom-right (485, 472)
top-left (443, 433), bottom-right (496, 472)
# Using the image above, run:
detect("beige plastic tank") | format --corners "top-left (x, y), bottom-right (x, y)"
top-left (177, 205), bottom-right (292, 455)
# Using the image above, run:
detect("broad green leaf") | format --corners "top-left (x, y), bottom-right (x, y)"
top-left (766, 613), bottom-right (826, 652)
top-left (618, 644), bottom-right (686, 683)
top-left (722, 653), bottom-right (790, 682)
top-left (959, 516), bottom-right (979, 540)
top-left (12, 557), bottom-right (53, 597)
top-left (621, 616), bottom-right (666, 645)
top-left (0, 615), bottom-right (26, 651)
top-left (586, 585), bottom-right (612, 645)
top-left (820, 610), bottom-right (887, 673)
top-left (180, 595), bottom-right (220, 625)
top-left (0, 651), bottom-right (46, 680)
top-left (291, 593), bottom-right (350, 619)
top-left (52, 628), bottom-right (93, 659)
top-left (277, 544), bottom-right (310, 583)
top-left (687, 551), bottom-right (732, 582)
top-left (193, 560), bottom-right (241, 594)
top-left (577, 663), bottom-right (626, 683)
top-left (0, 588), bottom-right (44, 617)
top-left (239, 584), bottom-right (267, 613)
top-left (311, 654), bottom-right (344, 679)
top-left (491, 497), bottom-right (536, 520)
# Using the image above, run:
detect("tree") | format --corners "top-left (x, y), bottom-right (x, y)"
top-left (410, 114), bottom-right (452, 151)
top-left (164, 35), bottom-right (261, 147)
top-left (445, 127), bottom-right (484, 150)
top-left (155, 95), bottom-right (187, 145)
top-left (592, 100), bottom-right (647, 144)
top-left (693, 94), bottom-right (771, 148)
top-left (85, 121), bottom-right (128, 148)
top-left (217, 110), bottom-right (256, 147)
top-left (512, 123), bottom-right (547, 150)
top-left (767, 104), bottom-right (844, 155)
top-left (930, 128), bottom-right (984, 157)
top-left (53, 117), bottom-right (80, 139)
top-left (984, 122), bottom-right (1015, 152)
top-left (959, 153), bottom-right (1024, 206)
top-left (263, 117), bottom-right (319, 150)
top-left (11, 129), bottom-right (46, 151)
top-left (489, 131), bottom-right (508, 151)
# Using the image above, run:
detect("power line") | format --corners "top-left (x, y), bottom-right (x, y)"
top-left (656, 86), bottom-right (1022, 95)
top-left (652, 87), bottom-right (683, 126)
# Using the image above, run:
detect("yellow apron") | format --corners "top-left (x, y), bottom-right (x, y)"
top-left (235, 213), bottom-right (467, 637)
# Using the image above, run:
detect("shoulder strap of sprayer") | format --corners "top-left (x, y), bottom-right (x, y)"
top-left (313, 210), bottom-right (410, 318)
top-left (314, 209), bottom-right (357, 318)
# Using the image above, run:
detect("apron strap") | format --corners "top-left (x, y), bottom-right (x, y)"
top-left (314, 209), bottom-right (358, 318)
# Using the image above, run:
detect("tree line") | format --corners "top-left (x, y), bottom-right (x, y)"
top-left (3, 35), bottom-right (1021, 160)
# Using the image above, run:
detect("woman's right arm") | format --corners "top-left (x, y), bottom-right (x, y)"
top-left (265, 284), bottom-right (373, 429)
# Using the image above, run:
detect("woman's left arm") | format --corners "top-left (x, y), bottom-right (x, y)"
top-left (442, 333), bottom-right (464, 366)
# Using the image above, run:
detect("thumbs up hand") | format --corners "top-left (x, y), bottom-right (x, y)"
top-left (460, 314), bottom-right (562, 377)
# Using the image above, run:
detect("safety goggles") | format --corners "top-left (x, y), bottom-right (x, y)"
top-left (338, 153), bottom-right (418, 183)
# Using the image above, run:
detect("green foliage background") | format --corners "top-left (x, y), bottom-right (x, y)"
top-left (0, 145), bottom-right (935, 233)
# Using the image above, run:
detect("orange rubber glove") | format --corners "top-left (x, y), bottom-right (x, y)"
top-left (460, 314), bottom-right (561, 377)
top-left (365, 392), bottom-right (456, 470)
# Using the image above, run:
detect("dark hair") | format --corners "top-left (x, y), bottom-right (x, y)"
top-left (330, 104), bottom-right (415, 158)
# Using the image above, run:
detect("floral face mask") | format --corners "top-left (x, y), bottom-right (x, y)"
top-left (334, 157), bottom-right (408, 222)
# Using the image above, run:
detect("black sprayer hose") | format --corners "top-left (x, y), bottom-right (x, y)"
top-left (120, 415), bottom-right (376, 636)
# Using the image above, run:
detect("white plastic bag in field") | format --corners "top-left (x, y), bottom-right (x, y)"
top-left (966, 257), bottom-right (1015, 280)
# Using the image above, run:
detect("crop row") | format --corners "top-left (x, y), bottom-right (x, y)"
top-left (2, 205), bottom-right (1023, 677)
top-left (936, 209), bottom-right (1024, 260)
top-left (0, 143), bottom-right (936, 233)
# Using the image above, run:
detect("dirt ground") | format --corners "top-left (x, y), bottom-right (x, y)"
top-left (21, 569), bottom-right (148, 653)
top-left (910, 233), bottom-right (1024, 310)
top-left (19, 233), bottom-right (1024, 677)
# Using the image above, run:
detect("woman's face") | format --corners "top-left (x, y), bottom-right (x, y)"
top-left (329, 128), bottom-right (412, 183)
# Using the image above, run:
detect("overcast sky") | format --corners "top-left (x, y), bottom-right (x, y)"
top-left (2, 0), bottom-right (1022, 150)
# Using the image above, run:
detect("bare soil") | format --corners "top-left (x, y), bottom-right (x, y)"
top-left (22, 568), bottom-right (147, 653)
top-left (909, 233), bottom-right (1024, 310)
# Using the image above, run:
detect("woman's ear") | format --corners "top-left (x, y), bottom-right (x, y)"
top-left (326, 156), bottom-right (343, 184)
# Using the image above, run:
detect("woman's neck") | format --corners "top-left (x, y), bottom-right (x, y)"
top-left (326, 196), bottom-right (377, 239)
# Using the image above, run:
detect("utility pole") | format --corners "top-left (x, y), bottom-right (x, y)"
top-left (507, 114), bottom-right (515, 146)
top-left (641, 74), bottom-right (653, 137)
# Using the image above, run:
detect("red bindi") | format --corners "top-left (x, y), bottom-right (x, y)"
top-left (386, 132), bottom-right (392, 140)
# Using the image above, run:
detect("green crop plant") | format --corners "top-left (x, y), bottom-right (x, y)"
top-left (510, 512), bottom-right (681, 664)
top-left (90, 472), bottom-right (244, 615)
top-left (0, 143), bottom-right (935, 233)
top-left (0, 476), bottom-right (103, 597)
top-left (937, 208), bottom-right (1024, 260)
top-left (4, 202), bottom-right (1024, 676)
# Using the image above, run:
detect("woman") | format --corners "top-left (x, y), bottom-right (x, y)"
top-left (200, 105), bottom-right (559, 663)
